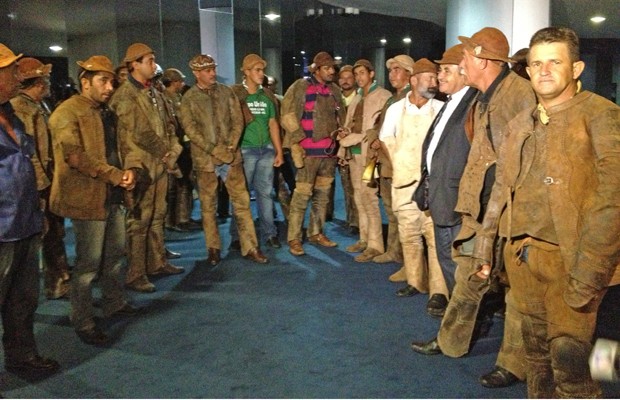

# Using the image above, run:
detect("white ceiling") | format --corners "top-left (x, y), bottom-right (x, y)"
top-left (321, 0), bottom-right (619, 39)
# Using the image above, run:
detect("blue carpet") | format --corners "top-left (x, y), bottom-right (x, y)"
top-left (1, 181), bottom-right (618, 398)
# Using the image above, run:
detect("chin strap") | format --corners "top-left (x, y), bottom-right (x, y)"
top-left (538, 80), bottom-right (582, 125)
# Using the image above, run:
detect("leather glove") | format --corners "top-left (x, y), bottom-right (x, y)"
top-left (211, 144), bottom-right (234, 164)
top-left (563, 277), bottom-right (599, 309)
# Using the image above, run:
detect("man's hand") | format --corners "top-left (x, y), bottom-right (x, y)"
top-left (120, 169), bottom-right (136, 190)
top-left (370, 138), bottom-right (381, 150)
top-left (476, 263), bottom-right (492, 280)
top-left (273, 152), bottom-right (284, 167)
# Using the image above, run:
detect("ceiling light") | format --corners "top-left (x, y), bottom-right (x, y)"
top-left (380, 38), bottom-right (387, 45)
top-left (590, 16), bottom-right (606, 23)
top-left (49, 45), bottom-right (63, 52)
top-left (265, 13), bottom-right (280, 21)
top-left (334, 56), bottom-right (342, 61)
top-left (300, 50), bottom-right (305, 55)
top-left (403, 37), bottom-right (411, 44)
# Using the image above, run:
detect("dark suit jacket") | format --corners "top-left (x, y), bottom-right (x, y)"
top-left (422, 87), bottom-right (478, 227)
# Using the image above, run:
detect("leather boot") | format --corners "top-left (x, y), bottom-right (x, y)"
top-left (176, 184), bottom-right (192, 225)
top-left (550, 336), bottom-right (601, 398)
top-left (287, 191), bottom-right (311, 243)
top-left (401, 242), bottom-right (428, 293)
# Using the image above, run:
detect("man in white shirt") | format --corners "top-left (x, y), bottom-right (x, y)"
top-left (379, 59), bottom-right (448, 306)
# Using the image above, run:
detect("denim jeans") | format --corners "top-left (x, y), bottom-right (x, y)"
top-left (231, 144), bottom-right (276, 240)
top-left (433, 223), bottom-right (462, 294)
top-left (71, 205), bottom-right (127, 331)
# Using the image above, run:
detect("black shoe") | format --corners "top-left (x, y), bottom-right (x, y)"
top-left (266, 236), bottom-right (281, 248)
top-left (229, 240), bottom-right (241, 251)
top-left (5, 355), bottom-right (60, 374)
top-left (479, 366), bottom-right (519, 388)
top-left (426, 294), bottom-right (448, 318)
top-left (396, 285), bottom-right (420, 297)
top-left (76, 326), bottom-right (110, 346)
top-left (109, 303), bottom-right (142, 317)
top-left (177, 221), bottom-right (202, 231)
top-left (410, 338), bottom-right (442, 355)
top-left (165, 248), bottom-right (182, 259)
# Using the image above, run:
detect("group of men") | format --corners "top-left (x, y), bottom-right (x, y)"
top-left (281, 26), bottom-right (618, 398)
top-left (0, 23), bottom-right (618, 398)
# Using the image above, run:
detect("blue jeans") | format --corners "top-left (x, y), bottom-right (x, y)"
top-left (433, 223), bottom-right (462, 294)
top-left (71, 205), bottom-right (127, 331)
top-left (231, 144), bottom-right (276, 240)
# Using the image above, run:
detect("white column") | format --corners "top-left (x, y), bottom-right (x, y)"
top-left (446, 0), bottom-right (549, 56)
top-left (199, 4), bottom-right (235, 85)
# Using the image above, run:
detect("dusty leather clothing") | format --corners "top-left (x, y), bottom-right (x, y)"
top-left (473, 91), bottom-right (620, 301)
top-left (338, 86), bottom-right (391, 160)
top-left (178, 83), bottom-right (244, 171)
top-left (365, 89), bottom-right (409, 178)
top-left (109, 79), bottom-right (182, 181)
top-left (436, 72), bottom-right (534, 373)
top-left (453, 72), bottom-right (536, 244)
top-left (49, 95), bottom-right (125, 221)
top-left (11, 94), bottom-right (52, 191)
top-left (280, 78), bottom-right (346, 147)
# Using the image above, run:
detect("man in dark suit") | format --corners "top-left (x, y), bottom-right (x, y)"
top-left (420, 44), bottom-right (478, 317)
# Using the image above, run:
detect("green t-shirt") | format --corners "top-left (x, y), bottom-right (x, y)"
top-left (241, 89), bottom-right (276, 148)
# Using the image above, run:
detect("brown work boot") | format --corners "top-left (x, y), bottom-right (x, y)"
top-left (308, 233), bottom-right (337, 248)
top-left (388, 266), bottom-right (407, 282)
top-left (354, 247), bottom-right (382, 263)
top-left (150, 263), bottom-right (185, 276)
top-left (346, 240), bottom-right (367, 253)
top-left (245, 247), bottom-right (269, 264)
top-left (373, 251), bottom-right (400, 264)
top-left (126, 276), bottom-right (156, 293)
top-left (288, 240), bottom-right (305, 256)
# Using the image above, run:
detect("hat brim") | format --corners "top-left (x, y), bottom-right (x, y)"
top-left (76, 61), bottom-right (115, 75)
top-left (0, 53), bottom-right (23, 69)
top-left (458, 36), bottom-right (513, 63)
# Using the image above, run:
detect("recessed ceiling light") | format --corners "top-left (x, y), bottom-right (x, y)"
top-left (300, 50), bottom-right (305, 55)
top-left (49, 45), bottom-right (63, 52)
top-left (590, 16), bottom-right (606, 23)
top-left (380, 38), bottom-right (387, 45)
top-left (403, 37), bottom-right (411, 44)
top-left (265, 13), bottom-right (280, 21)
top-left (334, 56), bottom-right (342, 61)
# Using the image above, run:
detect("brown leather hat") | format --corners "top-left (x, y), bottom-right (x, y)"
top-left (18, 57), bottom-right (52, 79)
top-left (411, 58), bottom-right (437, 75)
top-left (0, 43), bottom-right (22, 69)
top-left (386, 55), bottom-right (415, 74)
top-left (76, 55), bottom-right (115, 75)
top-left (353, 59), bottom-right (374, 72)
top-left (339, 64), bottom-right (353, 76)
top-left (458, 27), bottom-right (512, 63)
top-left (162, 68), bottom-right (186, 82)
top-left (189, 54), bottom-right (217, 71)
top-left (123, 43), bottom-right (154, 63)
top-left (310, 51), bottom-right (335, 71)
top-left (241, 53), bottom-right (266, 71)
top-left (434, 44), bottom-right (464, 65)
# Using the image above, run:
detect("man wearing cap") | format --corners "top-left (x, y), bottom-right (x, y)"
top-left (11, 57), bottom-right (71, 300)
top-left (162, 67), bottom-right (199, 233)
top-left (109, 43), bottom-right (185, 293)
top-left (416, 44), bottom-right (478, 316)
top-left (380, 58), bottom-right (447, 303)
top-left (0, 43), bottom-right (59, 374)
top-left (336, 64), bottom-right (358, 235)
top-left (178, 54), bottom-right (268, 265)
top-left (411, 27), bottom-right (535, 389)
top-left (472, 27), bottom-right (619, 398)
top-left (366, 54), bottom-right (413, 269)
top-left (280, 51), bottom-right (346, 256)
top-left (338, 59), bottom-right (391, 262)
top-left (229, 54), bottom-right (284, 249)
top-left (49, 55), bottom-right (141, 346)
